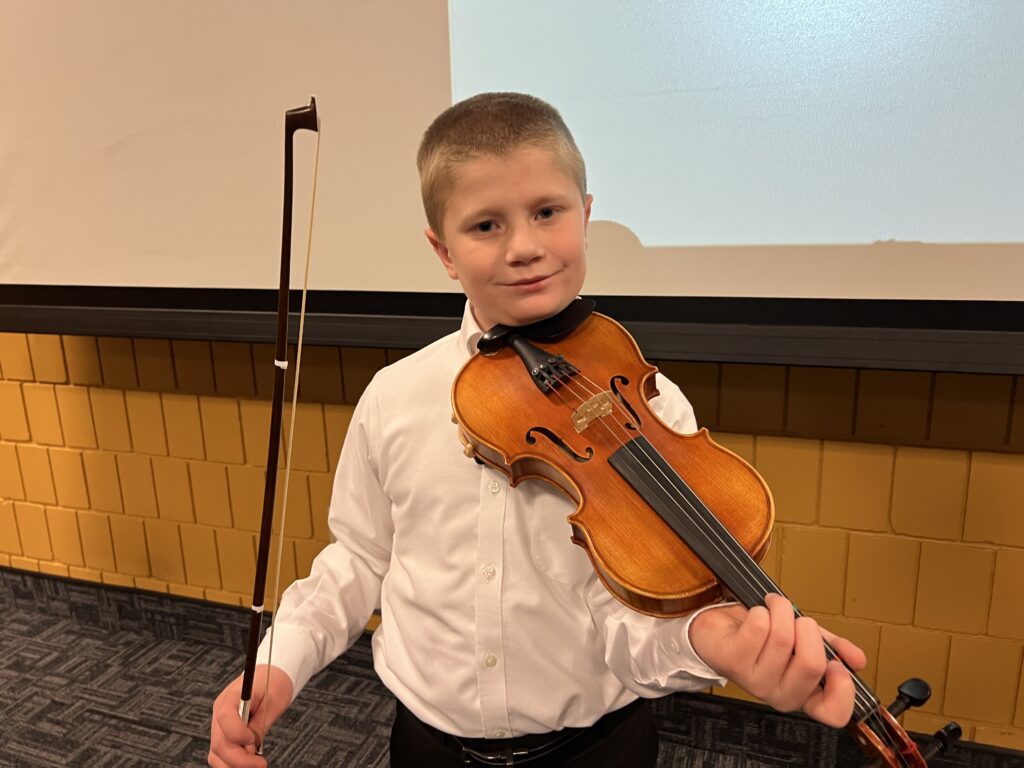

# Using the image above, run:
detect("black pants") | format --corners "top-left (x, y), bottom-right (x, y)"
top-left (389, 698), bottom-right (658, 767)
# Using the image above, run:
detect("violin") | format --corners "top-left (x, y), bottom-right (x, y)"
top-left (450, 299), bottom-right (961, 767)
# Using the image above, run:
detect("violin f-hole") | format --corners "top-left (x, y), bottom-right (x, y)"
top-left (610, 375), bottom-right (640, 430)
top-left (526, 427), bottom-right (594, 463)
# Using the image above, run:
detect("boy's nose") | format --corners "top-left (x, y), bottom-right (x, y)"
top-left (505, 225), bottom-right (544, 264)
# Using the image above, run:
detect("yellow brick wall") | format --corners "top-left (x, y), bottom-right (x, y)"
top-left (1, 332), bottom-right (1023, 751)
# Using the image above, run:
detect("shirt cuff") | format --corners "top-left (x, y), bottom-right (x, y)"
top-left (255, 623), bottom-right (323, 703)
top-left (658, 602), bottom-right (735, 687)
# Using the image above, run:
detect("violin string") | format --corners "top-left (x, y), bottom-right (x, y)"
top-left (544, 370), bottom-right (906, 759)
top-left (552, 372), bottom-right (908, 761)
top-left (562, 372), bottom-right (913, 764)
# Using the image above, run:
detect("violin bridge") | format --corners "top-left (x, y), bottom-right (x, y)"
top-left (572, 391), bottom-right (615, 433)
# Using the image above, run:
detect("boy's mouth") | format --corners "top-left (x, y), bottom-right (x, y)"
top-left (506, 274), bottom-right (551, 287)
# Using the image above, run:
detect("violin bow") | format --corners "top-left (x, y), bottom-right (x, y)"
top-left (238, 96), bottom-right (320, 753)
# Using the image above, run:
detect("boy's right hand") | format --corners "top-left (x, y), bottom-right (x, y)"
top-left (208, 664), bottom-right (293, 768)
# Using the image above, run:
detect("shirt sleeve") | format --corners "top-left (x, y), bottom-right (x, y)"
top-left (584, 372), bottom-right (730, 696)
top-left (256, 379), bottom-right (394, 701)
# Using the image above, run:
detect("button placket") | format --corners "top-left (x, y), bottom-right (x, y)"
top-left (474, 469), bottom-right (511, 736)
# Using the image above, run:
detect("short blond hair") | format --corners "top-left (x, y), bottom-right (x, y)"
top-left (417, 92), bottom-right (587, 235)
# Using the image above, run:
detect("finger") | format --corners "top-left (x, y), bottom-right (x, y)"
top-left (802, 659), bottom-right (857, 728)
top-left (214, 703), bottom-right (257, 748)
top-left (751, 594), bottom-right (797, 680)
top-left (774, 615), bottom-right (829, 711)
top-left (820, 628), bottom-right (868, 671)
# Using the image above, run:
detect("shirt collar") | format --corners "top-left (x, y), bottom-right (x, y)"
top-left (458, 300), bottom-right (484, 360)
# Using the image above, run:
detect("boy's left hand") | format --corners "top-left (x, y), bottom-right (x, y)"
top-left (688, 593), bottom-right (867, 728)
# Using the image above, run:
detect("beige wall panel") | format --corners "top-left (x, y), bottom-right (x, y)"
top-left (777, 525), bottom-right (848, 614)
top-left (308, 472), bottom-right (333, 542)
top-left (876, 625), bottom-right (949, 714)
top-left (172, 341), bottom-right (215, 395)
top-left (77, 511), bottom-right (116, 571)
top-left (0, 333), bottom-right (34, 380)
top-left (211, 342), bottom-right (256, 398)
top-left (152, 456), bottom-right (194, 523)
top-left (845, 533), bottom-right (918, 624)
top-left (199, 397), bottom-right (245, 465)
top-left (930, 373), bottom-right (1013, 448)
top-left (97, 338), bottom-right (137, 389)
top-left (227, 465), bottom-right (265, 533)
top-left (944, 636), bottom-right (1022, 725)
top-left (754, 437), bottom-right (820, 525)
top-left (89, 388), bottom-right (132, 451)
top-left (324, 404), bottom-right (355, 473)
top-left (14, 502), bottom-right (51, 560)
top-left (108, 515), bottom-right (150, 577)
top-left (17, 444), bottom-right (56, 504)
top-left (81, 451), bottom-right (123, 514)
top-left (55, 386), bottom-right (98, 449)
top-left (22, 384), bottom-right (63, 445)
top-left (0, 381), bottom-right (30, 441)
top-left (215, 528), bottom-right (256, 595)
top-left (785, 367), bottom-right (856, 439)
top-left (0, 444), bottom-right (25, 500)
top-left (718, 364), bottom-right (786, 433)
top-left (914, 542), bottom-right (994, 634)
top-left (125, 390), bottom-right (168, 456)
top-left (657, 361), bottom-right (720, 429)
top-left (340, 347), bottom-right (387, 405)
top-left (134, 339), bottom-right (177, 392)
top-left (46, 506), bottom-right (84, 567)
top-left (116, 454), bottom-right (158, 518)
top-left (989, 549), bottom-right (1024, 641)
top-left (239, 399), bottom-right (273, 468)
top-left (144, 518), bottom-right (186, 584)
top-left (49, 449), bottom-right (90, 510)
top-left (282, 403), bottom-right (327, 473)
top-left (26, 335), bottom-right (67, 383)
top-left (964, 453), bottom-right (1024, 547)
top-left (190, 461), bottom-right (232, 529)
top-left (890, 447), bottom-right (968, 540)
top-left (62, 337), bottom-right (103, 386)
top-left (0, 500), bottom-right (22, 555)
top-left (298, 347), bottom-right (344, 405)
top-left (180, 525), bottom-right (222, 590)
top-left (854, 370), bottom-right (931, 444)
top-left (819, 442), bottom-right (893, 531)
top-left (162, 394), bottom-right (205, 460)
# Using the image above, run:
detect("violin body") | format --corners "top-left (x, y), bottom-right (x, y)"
top-left (451, 304), bottom-right (961, 767)
top-left (453, 311), bottom-right (773, 616)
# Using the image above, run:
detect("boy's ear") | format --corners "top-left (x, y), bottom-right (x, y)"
top-left (583, 194), bottom-right (593, 228)
top-left (425, 227), bottom-right (459, 280)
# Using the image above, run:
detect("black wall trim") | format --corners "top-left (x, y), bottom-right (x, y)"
top-left (2, 286), bottom-right (1022, 373)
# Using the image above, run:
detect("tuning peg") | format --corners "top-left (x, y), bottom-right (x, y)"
top-left (887, 678), bottom-right (931, 717)
top-left (920, 721), bottom-right (963, 761)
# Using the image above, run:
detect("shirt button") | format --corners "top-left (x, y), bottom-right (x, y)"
top-left (483, 653), bottom-right (498, 668)
top-left (481, 564), bottom-right (497, 582)
top-left (488, 480), bottom-right (501, 494)
top-left (493, 729), bottom-right (507, 738)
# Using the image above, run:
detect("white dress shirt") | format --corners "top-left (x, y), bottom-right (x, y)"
top-left (258, 302), bottom-right (726, 738)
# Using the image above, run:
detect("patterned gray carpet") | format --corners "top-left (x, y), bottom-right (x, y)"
top-left (1, 568), bottom-right (1020, 768)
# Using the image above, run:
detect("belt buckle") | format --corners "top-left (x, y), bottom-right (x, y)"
top-left (460, 747), bottom-right (529, 766)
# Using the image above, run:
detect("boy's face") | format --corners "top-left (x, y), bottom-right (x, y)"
top-left (426, 146), bottom-right (592, 331)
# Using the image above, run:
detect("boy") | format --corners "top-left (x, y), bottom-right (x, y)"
top-left (209, 93), bottom-right (864, 767)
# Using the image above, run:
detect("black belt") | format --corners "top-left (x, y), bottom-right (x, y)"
top-left (398, 697), bottom-right (646, 766)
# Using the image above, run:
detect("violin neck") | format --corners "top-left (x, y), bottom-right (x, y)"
top-left (609, 434), bottom-right (882, 722)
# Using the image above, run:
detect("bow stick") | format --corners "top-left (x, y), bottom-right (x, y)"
top-left (238, 96), bottom-right (320, 752)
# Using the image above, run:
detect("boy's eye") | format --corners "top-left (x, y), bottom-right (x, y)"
top-left (537, 207), bottom-right (555, 220)
top-left (475, 221), bottom-right (494, 233)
